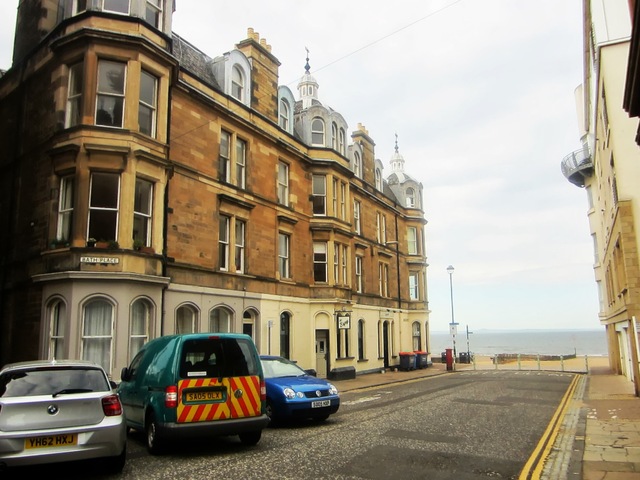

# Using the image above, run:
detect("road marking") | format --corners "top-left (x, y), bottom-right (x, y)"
top-left (518, 373), bottom-right (580, 480)
top-left (342, 394), bottom-right (383, 406)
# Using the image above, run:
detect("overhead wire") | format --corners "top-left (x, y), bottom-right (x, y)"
top-left (169, 0), bottom-right (465, 146)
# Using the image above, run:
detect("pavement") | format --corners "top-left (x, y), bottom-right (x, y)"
top-left (331, 359), bottom-right (640, 480)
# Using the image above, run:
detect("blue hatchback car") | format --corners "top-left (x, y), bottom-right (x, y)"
top-left (260, 355), bottom-right (340, 422)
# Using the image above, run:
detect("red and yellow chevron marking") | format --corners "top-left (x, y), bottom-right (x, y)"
top-left (176, 376), bottom-right (262, 423)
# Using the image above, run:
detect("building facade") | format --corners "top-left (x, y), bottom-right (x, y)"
top-left (0, 0), bottom-right (430, 380)
top-left (562, 0), bottom-right (640, 395)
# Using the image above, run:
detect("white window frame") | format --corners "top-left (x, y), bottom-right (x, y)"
top-left (279, 232), bottom-right (290, 278)
top-left (176, 305), bottom-right (197, 333)
top-left (407, 227), bottom-right (418, 255)
top-left (279, 98), bottom-right (290, 130)
top-left (277, 161), bottom-right (289, 206)
top-left (355, 256), bottom-right (363, 293)
top-left (49, 300), bottom-right (65, 360)
top-left (66, 62), bottom-right (83, 128)
top-left (311, 118), bottom-right (325, 146)
top-left (129, 299), bottom-right (150, 362)
top-left (138, 69), bottom-right (157, 137)
top-left (219, 130), bottom-right (231, 183)
top-left (210, 307), bottom-right (232, 333)
top-left (102, 0), bottom-right (130, 14)
top-left (231, 65), bottom-right (244, 102)
top-left (219, 215), bottom-right (230, 271)
top-left (88, 172), bottom-right (120, 242)
top-left (312, 174), bottom-right (326, 216)
top-left (145, 0), bottom-right (162, 28)
top-left (409, 273), bottom-right (419, 300)
top-left (81, 299), bottom-right (114, 374)
top-left (313, 242), bottom-right (328, 283)
top-left (354, 152), bottom-right (362, 178)
top-left (235, 219), bottom-right (245, 273)
top-left (57, 175), bottom-right (74, 242)
top-left (95, 60), bottom-right (126, 128)
top-left (353, 200), bottom-right (361, 235)
top-left (235, 137), bottom-right (247, 189)
top-left (134, 178), bottom-right (153, 247)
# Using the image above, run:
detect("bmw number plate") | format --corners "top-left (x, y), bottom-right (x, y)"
top-left (25, 434), bottom-right (77, 449)
top-left (311, 400), bottom-right (331, 408)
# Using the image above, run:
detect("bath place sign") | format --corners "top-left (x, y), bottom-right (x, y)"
top-left (80, 256), bottom-right (119, 264)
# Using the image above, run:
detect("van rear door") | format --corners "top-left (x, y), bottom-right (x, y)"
top-left (176, 336), bottom-right (262, 423)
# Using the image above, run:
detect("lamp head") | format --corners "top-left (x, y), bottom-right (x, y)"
top-left (446, 265), bottom-right (454, 275)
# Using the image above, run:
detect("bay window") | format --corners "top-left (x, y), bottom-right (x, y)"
top-left (133, 178), bottom-right (153, 247)
top-left (66, 63), bottom-right (83, 128)
top-left (57, 176), bottom-right (74, 242)
top-left (82, 299), bottom-right (114, 373)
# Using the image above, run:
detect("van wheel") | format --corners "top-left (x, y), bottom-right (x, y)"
top-left (145, 412), bottom-right (164, 455)
top-left (239, 430), bottom-right (261, 446)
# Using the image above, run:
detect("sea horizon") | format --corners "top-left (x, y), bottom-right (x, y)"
top-left (429, 328), bottom-right (608, 357)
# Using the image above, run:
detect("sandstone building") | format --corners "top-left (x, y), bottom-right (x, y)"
top-left (0, 0), bottom-right (430, 380)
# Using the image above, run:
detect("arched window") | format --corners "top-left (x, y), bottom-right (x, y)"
top-left (210, 307), bottom-right (232, 332)
top-left (280, 312), bottom-right (291, 359)
top-left (82, 299), bottom-right (114, 373)
top-left (354, 152), bottom-right (362, 178)
top-left (331, 122), bottom-right (338, 150)
top-left (358, 319), bottom-right (365, 360)
top-left (311, 118), bottom-right (325, 146)
top-left (412, 321), bottom-right (421, 351)
top-left (406, 187), bottom-right (416, 208)
top-left (176, 305), bottom-right (197, 333)
top-left (231, 65), bottom-right (245, 101)
top-left (279, 98), bottom-right (290, 130)
top-left (339, 128), bottom-right (346, 155)
top-left (48, 299), bottom-right (66, 360)
top-left (130, 299), bottom-right (150, 361)
top-left (375, 168), bottom-right (382, 190)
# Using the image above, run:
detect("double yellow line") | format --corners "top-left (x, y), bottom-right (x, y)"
top-left (519, 374), bottom-right (581, 480)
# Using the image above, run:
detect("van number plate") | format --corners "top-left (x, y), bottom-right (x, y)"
top-left (185, 391), bottom-right (222, 402)
top-left (311, 400), bottom-right (331, 408)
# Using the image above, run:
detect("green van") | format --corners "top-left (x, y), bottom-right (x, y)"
top-left (117, 333), bottom-right (269, 454)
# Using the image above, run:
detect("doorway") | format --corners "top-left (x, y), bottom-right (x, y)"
top-left (315, 329), bottom-right (329, 378)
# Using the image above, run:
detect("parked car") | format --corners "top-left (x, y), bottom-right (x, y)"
top-left (117, 333), bottom-right (269, 454)
top-left (260, 355), bottom-right (340, 423)
top-left (0, 359), bottom-right (126, 473)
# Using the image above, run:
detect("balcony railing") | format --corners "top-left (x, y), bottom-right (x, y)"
top-left (561, 146), bottom-right (593, 187)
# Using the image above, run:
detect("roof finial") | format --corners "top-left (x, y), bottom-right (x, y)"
top-left (394, 133), bottom-right (399, 153)
top-left (304, 47), bottom-right (311, 74)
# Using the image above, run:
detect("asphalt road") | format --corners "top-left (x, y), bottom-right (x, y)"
top-left (5, 370), bottom-right (576, 480)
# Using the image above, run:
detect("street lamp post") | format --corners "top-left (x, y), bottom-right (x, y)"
top-left (466, 324), bottom-right (473, 361)
top-left (446, 265), bottom-right (458, 362)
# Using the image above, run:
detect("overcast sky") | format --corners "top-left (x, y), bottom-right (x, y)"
top-left (0, 0), bottom-right (600, 331)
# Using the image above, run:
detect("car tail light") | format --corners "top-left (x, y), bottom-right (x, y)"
top-left (102, 394), bottom-right (123, 416)
top-left (165, 385), bottom-right (178, 408)
top-left (260, 380), bottom-right (266, 401)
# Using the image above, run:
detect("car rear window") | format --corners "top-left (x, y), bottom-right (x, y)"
top-left (0, 367), bottom-right (110, 398)
top-left (180, 337), bottom-right (259, 378)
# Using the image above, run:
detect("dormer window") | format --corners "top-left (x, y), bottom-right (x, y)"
top-left (375, 168), bottom-right (382, 190)
top-left (354, 152), bottom-right (362, 178)
top-left (339, 129), bottom-right (345, 155)
top-left (406, 187), bottom-right (416, 207)
top-left (279, 98), bottom-right (290, 130)
top-left (145, 0), bottom-right (162, 28)
top-left (231, 65), bottom-right (244, 102)
top-left (331, 123), bottom-right (338, 150)
top-left (311, 118), bottom-right (325, 146)
top-left (103, 0), bottom-right (130, 14)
